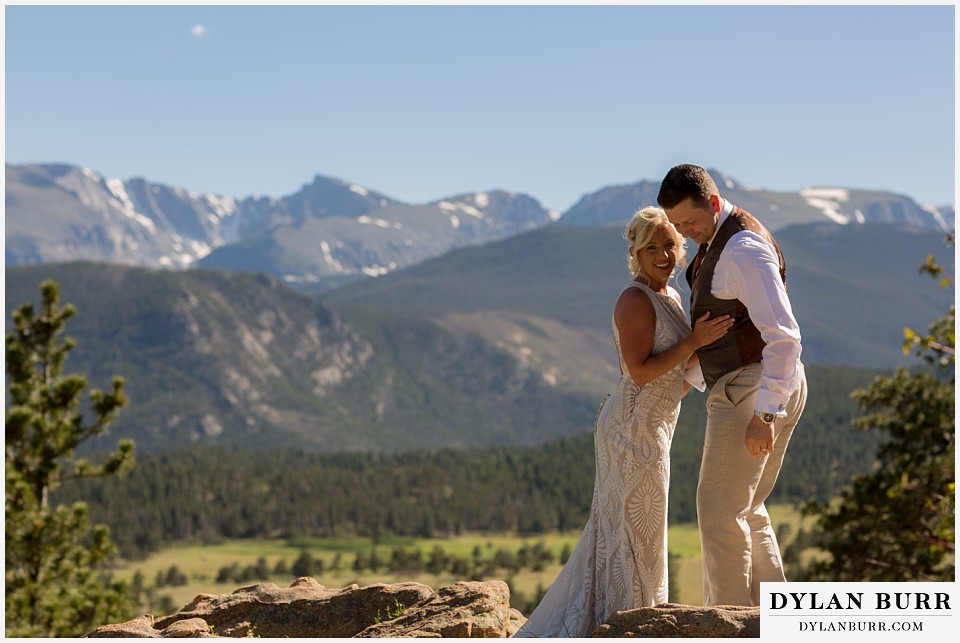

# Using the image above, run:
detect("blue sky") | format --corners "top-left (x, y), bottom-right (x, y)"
top-left (4, 3), bottom-right (956, 212)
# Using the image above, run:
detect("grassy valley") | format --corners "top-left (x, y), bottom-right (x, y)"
top-left (108, 503), bottom-right (817, 617)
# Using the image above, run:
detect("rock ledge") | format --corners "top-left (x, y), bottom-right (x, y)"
top-left (84, 578), bottom-right (760, 638)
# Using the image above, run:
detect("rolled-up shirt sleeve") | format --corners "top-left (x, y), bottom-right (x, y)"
top-left (684, 360), bottom-right (707, 392)
top-left (713, 232), bottom-right (802, 416)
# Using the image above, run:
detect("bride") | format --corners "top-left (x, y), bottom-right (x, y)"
top-left (513, 207), bottom-right (732, 638)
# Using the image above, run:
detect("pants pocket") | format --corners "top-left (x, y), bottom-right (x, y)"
top-left (709, 365), bottom-right (759, 411)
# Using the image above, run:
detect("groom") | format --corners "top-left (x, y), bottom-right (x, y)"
top-left (657, 164), bottom-right (807, 607)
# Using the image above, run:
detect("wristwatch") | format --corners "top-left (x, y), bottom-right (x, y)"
top-left (754, 410), bottom-right (777, 424)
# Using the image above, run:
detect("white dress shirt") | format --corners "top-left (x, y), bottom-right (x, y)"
top-left (703, 199), bottom-right (803, 416)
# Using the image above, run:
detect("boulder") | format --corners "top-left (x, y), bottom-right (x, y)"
top-left (356, 580), bottom-right (521, 638)
top-left (85, 577), bottom-right (434, 638)
top-left (81, 614), bottom-right (176, 638)
top-left (592, 603), bottom-right (760, 638)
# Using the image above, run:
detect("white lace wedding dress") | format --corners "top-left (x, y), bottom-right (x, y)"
top-left (513, 282), bottom-right (692, 638)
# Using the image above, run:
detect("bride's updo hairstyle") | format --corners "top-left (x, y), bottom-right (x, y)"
top-left (624, 206), bottom-right (687, 283)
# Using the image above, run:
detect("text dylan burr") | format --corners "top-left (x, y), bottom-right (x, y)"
top-left (770, 592), bottom-right (951, 611)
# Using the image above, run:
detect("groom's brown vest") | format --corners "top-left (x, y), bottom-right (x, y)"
top-left (686, 208), bottom-right (786, 390)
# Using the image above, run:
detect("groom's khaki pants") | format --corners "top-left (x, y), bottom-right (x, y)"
top-left (697, 362), bottom-right (807, 607)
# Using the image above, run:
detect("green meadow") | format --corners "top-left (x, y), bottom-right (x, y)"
top-left (113, 503), bottom-right (816, 615)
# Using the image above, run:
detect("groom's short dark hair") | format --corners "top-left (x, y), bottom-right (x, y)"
top-left (657, 164), bottom-right (718, 209)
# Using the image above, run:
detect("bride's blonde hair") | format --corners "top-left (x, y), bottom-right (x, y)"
top-left (624, 206), bottom-right (687, 283)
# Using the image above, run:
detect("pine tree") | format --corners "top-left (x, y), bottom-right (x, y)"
top-left (5, 279), bottom-right (136, 637)
top-left (292, 549), bottom-right (316, 577)
top-left (799, 242), bottom-right (955, 581)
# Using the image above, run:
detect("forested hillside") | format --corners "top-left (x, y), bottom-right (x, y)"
top-left (6, 222), bottom-right (949, 457)
top-left (325, 221), bottom-right (953, 369)
top-left (5, 263), bottom-right (598, 453)
top-left (56, 364), bottom-right (883, 560)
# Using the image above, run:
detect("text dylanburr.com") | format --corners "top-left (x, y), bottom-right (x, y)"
top-left (761, 582), bottom-right (957, 638)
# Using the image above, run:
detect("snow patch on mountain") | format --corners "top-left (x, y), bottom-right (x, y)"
top-left (160, 236), bottom-right (213, 268)
top-left (719, 174), bottom-right (737, 190)
top-left (439, 200), bottom-right (485, 218)
top-left (320, 241), bottom-right (345, 273)
top-left (106, 178), bottom-right (158, 233)
top-left (920, 204), bottom-right (951, 231)
top-left (283, 273), bottom-right (323, 284)
top-left (204, 194), bottom-right (238, 220)
top-left (799, 188), bottom-right (851, 224)
top-left (357, 215), bottom-right (403, 230)
top-left (361, 262), bottom-right (396, 277)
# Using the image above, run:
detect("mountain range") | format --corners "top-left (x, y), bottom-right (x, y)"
top-left (4, 161), bottom-right (955, 455)
top-left (561, 170), bottom-right (953, 231)
top-left (6, 162), bottom-right (953, 293)
top-left (6, 163), bottom-right (559, 292)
